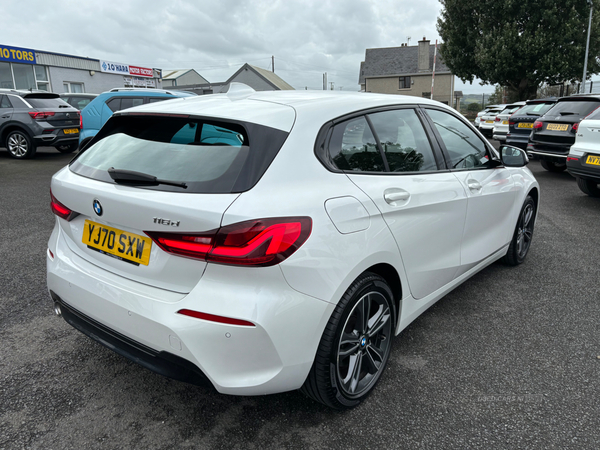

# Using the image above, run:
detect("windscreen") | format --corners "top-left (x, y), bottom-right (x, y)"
top-left (70, 114), bottom-right (289, 193)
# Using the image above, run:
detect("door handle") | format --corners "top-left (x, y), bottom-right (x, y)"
top-left (467, 180), bottom-right (482, 191)
top-left (384, 188), bottom-right (410, 205)
top-left (1, 115), bottom-right (9, 119)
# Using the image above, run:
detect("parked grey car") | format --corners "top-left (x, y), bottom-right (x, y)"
top-left (60, 92), bottom-right (98, 110)
top-left (0, 89), bottom-right (80, 159)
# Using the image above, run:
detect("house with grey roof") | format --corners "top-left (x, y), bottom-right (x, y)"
top-left (225, 63), bottom-right (294, 91)
top-left (162, 69), bottom-right (208, 87)
top-left (359, 37), bottom-right (458, 107)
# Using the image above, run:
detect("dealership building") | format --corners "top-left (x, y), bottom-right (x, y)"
top-left (0, 44), bottom-right (162, 94)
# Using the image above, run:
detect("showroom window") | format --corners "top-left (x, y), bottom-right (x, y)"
top-left (0, 63), bottom-right (49, 90)
top-left (63, 82), bottom-right (84, 93)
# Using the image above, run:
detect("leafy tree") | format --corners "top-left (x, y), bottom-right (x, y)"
top-left (467, 102), bottom-right (481, 111)
top-left (487, 85), bottom-right (504, 104)
top-left (437, 0), bottom-right (600, 100)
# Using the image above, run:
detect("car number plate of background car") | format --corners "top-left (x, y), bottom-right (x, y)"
top-left (518, 123), bottom-right (534, 128)
top-left (63, 128), bottom-right (79, 134)
top-left (485, 120), bottom-right (494, 124)
top-left (586, 155), bottom-right (600, 166)
top-left (546, 124), bottom-right (569, 131)
top-left (82, 219), bottom-right (151, 266)
top-left (502, 120), bottom-right (509, 125)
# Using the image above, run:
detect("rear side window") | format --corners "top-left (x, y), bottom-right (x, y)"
top-left (120, 98), bottom-right (144, 110)
top-left (0, 95), bottom-right (11, 108)
top-left (546, 100), bottom-right (600, 117)
top-left (328, 116), bottom-right (385, 172)
top-left (70, 115), bottom-right (288, 193)
top-left (367, 109), bottom-right (437, 172)
top-left (106, 98), bottom-right (121, 112)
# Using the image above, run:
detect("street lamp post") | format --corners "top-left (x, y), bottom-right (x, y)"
top-left (582, 0), bottom-right (594, 94)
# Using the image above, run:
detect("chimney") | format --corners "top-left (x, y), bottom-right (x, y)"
top-left (418, 37), bottom-right (430, 72)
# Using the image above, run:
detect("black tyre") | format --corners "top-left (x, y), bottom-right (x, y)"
top-left (6, 130), bottom-right (36, 159)
top-left (540, 160), bottom-right (566, 172)
top-left (301, 272), bottom-right (395, 409)
top-left (55, 143), bottom-right (78, 153)
top-left (503, 195), bottom-right (536, 266)
top-left (576, 177), bottom-right (600, 198)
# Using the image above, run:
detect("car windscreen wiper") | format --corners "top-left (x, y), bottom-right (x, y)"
top-left (108, 167), bottom-right (187, 188)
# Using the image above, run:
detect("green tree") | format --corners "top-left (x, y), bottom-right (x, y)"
top-left (487, 85), bottom-right (504, 104)
top-left (467, 102), bottom-right (481, 112)
top-left (437, 0), bottom-right (600, 100)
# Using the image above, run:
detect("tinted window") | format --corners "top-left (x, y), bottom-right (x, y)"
top-left (148, 97), bottom-right (168, 103)
top-left (328, 116), bottom-right (385, 172)
top-left (368, 109), bottom-right (437, 172)
top-left (70, 115), bottom-right (289, 194)
top-left (120, 97), bottom-right (144, 110)
top-left (106, 98), bottom-right (121, 112)
top-left (426, 109), bottom-right (491, 169)
top-left (26, 97), bottom-right (71, 109)
top-left (546, 100), bottom-right (600, 117)
top-left (516, 102), bottom-right (556, 116)
top-left (0, 95), bottom-right (12, 108)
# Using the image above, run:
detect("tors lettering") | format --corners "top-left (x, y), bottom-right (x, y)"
top-left (153, 217), bottom-right (180, 227)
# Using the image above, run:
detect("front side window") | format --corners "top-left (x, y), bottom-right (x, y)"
top-left (426, 109), bottom-right (491, 170)
top-left (327, 116), bottom-right (385, 172)
top-left (367, 109), bottom-right (437, 172)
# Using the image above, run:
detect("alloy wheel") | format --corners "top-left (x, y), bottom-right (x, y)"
top-left (516, 203), bottom-right (534, 258)
top-left (7, 133), bottom-right (28, 158)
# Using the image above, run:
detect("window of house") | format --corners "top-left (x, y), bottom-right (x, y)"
top-left (64, 82), bottom-right (84, 93)
top-left (399, 76), bottom-right (411, 89)
top-left (425, 109), bottom-right (491, 170)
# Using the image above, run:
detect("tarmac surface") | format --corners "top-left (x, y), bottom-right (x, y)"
top-left (1, 144), bottom-right (599, 449)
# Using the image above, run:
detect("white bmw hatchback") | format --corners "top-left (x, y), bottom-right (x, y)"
top-left (47, 84), bottom-right (539, 409)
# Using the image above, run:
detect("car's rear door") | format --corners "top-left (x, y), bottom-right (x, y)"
top-left (422, 107), bottom-right (517, 272)
top-left (0, 95), bottom-right (13, 128)
top-left (333, 107), bottom-right (468, 300)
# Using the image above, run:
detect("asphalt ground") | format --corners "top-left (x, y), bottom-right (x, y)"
top-left (1, 144), bottom-right (599, 449)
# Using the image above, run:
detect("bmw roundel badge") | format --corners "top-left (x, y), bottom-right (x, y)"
top-left (93, 199), bottom-right (103, 216)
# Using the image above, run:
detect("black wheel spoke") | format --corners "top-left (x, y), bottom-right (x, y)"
top-left (338, 332), bottom-right (361, 357)
top-left (367, 304), bottom-right (390, 337)
top-left (364, 344), bottom-right (384, 373)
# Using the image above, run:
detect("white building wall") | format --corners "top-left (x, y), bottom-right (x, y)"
top-left (48, 67), bottom-right (162, 93)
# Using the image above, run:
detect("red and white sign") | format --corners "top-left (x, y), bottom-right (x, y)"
top-left (129, 65), bottom-right (153, 78)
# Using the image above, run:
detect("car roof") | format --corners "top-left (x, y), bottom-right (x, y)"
top-left (0, 88), bottom-right (60, 98)
top-left (557, 94), bottom-right (600, 102)
top-left (60, 93), bottom-right (98, 98)
top-left (526, 97), bottom-right (557, 104)
top-left (114, 86), bottom-right (457, 132)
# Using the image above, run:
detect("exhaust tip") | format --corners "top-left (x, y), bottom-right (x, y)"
top-left (54, 302), bottom-right (62, 317)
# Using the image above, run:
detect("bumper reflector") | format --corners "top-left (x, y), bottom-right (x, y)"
top-left (177, 309), bottom-right (255, 327)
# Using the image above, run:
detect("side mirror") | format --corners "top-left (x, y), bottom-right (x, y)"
top-left (500, 145), bottom-right (529, 167)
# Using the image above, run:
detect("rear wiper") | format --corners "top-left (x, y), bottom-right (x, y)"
top-left (526, 113), bottom-right (540, 116)
top-left (559, 111), bottom-right (575, 116)
top-left (108, 168), bottom-right (187, 188)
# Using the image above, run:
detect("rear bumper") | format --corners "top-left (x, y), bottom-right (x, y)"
top-left (566, 158), bottom-right (600, 182)
top-left (47, 224), bottom-right (334, 396)
top-left (492, 131), bottom-right (507, 141)
top-left (33, 131), bottom-right (79, 147)
top-left (526, 142), bottom-right (569, 162)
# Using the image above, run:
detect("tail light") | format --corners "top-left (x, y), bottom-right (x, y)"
top-left (571, 122), bottom-right (579, 133)
top-left (146, 217), bottom-right (312, 267)
top-left (533, 120), bottom-right (543, 129)
top-left (509, 121), bottom-right (516, 125)
top-left (50, 190), bottom-right (79, 221)
top-left (29, 111), bottom-right (55, 120)
top-left (567, 156), bottom-right (579, 162)
top-left (494, 116), bottom-right (501, 122)
top-left (79, 112), bottom-right (83, 129)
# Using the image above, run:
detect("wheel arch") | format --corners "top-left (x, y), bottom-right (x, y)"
top-left (0, 123), bottom-right (34, 146)
top-left (360, 263), bottom-right (402, 330)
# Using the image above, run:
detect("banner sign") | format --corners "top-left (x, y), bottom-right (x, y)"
top-left (0, 45), bottom-right (36, 64)
top-left (101, 60), bottom-right (153, 78)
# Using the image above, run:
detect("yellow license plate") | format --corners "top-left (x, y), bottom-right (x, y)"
top-left (82, 220), bottom-right (152, 266)
top-left (63, 128), bottom-right (79, 134)
top-left (502, 120), bottom-right (508, 125)
top-left (485, 120), bottom-right (494, 124)
top-left (546, 123), bottom-right (569, 131)
top-left (586, 155), bottom-right (600, 166)
top-left (518, 122), bottom-right (534, 128)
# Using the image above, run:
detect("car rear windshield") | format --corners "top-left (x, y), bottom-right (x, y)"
top-left (70, 114), bottom-right (289, 193)
top-left (545, 100), bottom-right (600, 117)
top-left (514, 102), bottom-right (555, 116)
top-left (26, 97), bottom-right (72, 109)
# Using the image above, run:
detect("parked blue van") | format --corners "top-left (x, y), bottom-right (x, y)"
top-left (79, 88), bottom-right (196, 149)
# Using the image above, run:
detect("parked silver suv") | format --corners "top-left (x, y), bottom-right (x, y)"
top-left (0, 89), bottom-right (80, 159)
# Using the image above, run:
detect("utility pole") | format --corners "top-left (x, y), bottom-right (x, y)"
top-left (323, 73), bottom-right (327, 90)
top-left (272, 55), bottom-right (275, 73)
top-left (407, 36), bottom-right (411, 46)
top-left (582, 0), bottom-right (593, 93)
top-left (329, 82), bottom-right (335, 90)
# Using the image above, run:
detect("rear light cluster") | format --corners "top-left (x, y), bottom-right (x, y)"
top-left (50, 190), bottom-right (79, 221)
top-left (533, 120), bottom-right (543, 129)
top-left (145, 217), bottom-right (312, 267)
top-left (571, 122), bottom-right (579, 133)
top-left (29, 111), bottom-right (55, 120)
top-left (567, 156), bottom-right (579, 162)
top-left (495, 117), bottom-right (501, 122)
top-left (509, 121), bottom-right (516, 125)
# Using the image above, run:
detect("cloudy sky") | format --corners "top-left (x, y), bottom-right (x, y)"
top-left (3, 0), bottom-right (495, 94)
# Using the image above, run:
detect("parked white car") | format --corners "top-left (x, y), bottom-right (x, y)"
top-left (493, 102), bottom-right (526, 142)
top-left (474, 104), bottom-right (502, 128)
top-left (47, 85), bottom-right (539, 409)
top-left (479, 105), bottom-right (507, 136)
top-left (567, 107), bottom-right (600, 197)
